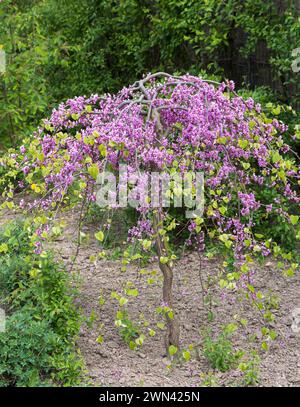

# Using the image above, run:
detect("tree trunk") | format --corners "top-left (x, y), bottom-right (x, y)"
top-left (150, 107), bottom-right (180, 350)
top-left (153, 209), bottom-right (180, 350)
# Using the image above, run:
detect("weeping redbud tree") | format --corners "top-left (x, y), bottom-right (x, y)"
top-left (1, 73), bottom-right (299, 350)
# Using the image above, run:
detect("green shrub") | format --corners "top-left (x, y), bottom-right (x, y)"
top-left (1, 0), bottom-right (299, 147)
top-left (203, 326), bottom-right (243, 372)
top-left (0, 220), bottom-right (85, 387)
top-left (0, 311), bottom-right (58, 387)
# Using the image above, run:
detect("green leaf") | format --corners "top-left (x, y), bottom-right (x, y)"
top-left (95, 231), bottom-right (104, 242)
top-left (168, 311), bottom-right (174, 320)
top-left (135, 334), bottom-right (145, 346)
top-left (126, 288), bottom-right (139, 297)
top-left (88, 163), bottom-right (99, 180)
top-left (129, 341), bottom-right (137, 350)
top-left (96, 335), bottom-right (103, 344)
top-left (182, 350), bottom-right (191, 361)
top-left (0, 243), bottom-right (8, 253)
top-left (241, 263), bottom-right (249, 273)
top-left (272, 151), bottom-right (281, 163)
top-left (224, 323), bottom-right (238, 335)
top-left (238, 139), bottom-right (249, 149)
top-left (168, 345), bottom-right (178, 356)
top-left (219, 279), bottom-right (228, 288)
top-left (142, 240), bottom-right (152, 250)
top-left (272, 106), bottom-right (281, 115)
top-left (225, 240), bottom-right (232, 249)
top-left (217, 136), bottom-right (227, 144)
top-left (219, 206), bottom-right (227, 215)
top-left (159, 256), bottom-right (169, 265)
top-left (119, 297), bottom-right (128, 306)
top-left (242, 162), bottom-right (250, 170)
top-left (290, 215), bottom-right (299, 225)
top-left (98, 144), bottom-right (107, 157)
top-left (52, 226), bottom-right (61, 236)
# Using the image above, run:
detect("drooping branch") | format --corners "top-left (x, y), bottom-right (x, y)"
top-left (9, 72), bottom-right (299, 358)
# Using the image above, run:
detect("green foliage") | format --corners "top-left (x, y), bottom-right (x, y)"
top-left (1, 0), bottom-right (299, 147)
top-left (200, 351), bottom-right (260, 387)
top-left (199, 371), bottom-right (219, 387)
top-left (238, 351), bottom-right (260, 386)
top-left (38, 0), bottom-right (300, 104)
top-left (239, 86), bottom-right (300, 157)
top-left (0, 0), bottom-right (56, 147)
top-left (115, 310), bottom-right (140, 346)
top-left (0, 311), bottom-right (59, 387)
top-left (202, 325), bottom-right (243, 372)
top-left (0, 220), bottom-right (85, 386)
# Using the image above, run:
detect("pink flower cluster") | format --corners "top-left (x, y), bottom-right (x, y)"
top-left (13, 73), bottom-right (299, 264)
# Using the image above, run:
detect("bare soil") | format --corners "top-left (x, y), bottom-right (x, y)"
top-left (55, 211), bottom-right (300, 387)
top-left (1, 208), bottom-right (300, 387)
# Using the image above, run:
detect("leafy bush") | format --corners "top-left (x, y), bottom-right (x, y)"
top-left (1, 0), bottom-right (299, 146)
top-left (0, 311), bottom-right (59, 387)
top-left (0, 220), bottom-right (85, 387)
top-left (203, 326), bottom-right (243, 372)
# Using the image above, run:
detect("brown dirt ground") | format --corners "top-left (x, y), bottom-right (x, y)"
top-left (54, 210), bottom-right (300, 387)
top-left (1, 207), bottom-right (300, 387)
